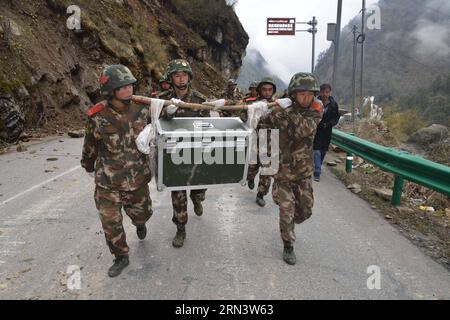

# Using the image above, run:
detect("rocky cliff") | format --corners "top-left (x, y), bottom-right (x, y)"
top-left (0, 0), bottom-right (248, 143)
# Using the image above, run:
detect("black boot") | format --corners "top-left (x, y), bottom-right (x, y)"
top-left (108, 256), bottom-right (129, 277)
top-left (172, 225), bottom-right (186, 248)
top-left (248, 179), bottom-right (255, 190)
top-left (136, 224), bottom-right (147, 240)
top-left (256, 193), bottom-right (266, 207)
top-left (283, 243), bottom-right (296, 265)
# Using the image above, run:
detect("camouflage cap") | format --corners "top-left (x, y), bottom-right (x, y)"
top-left (288, 72), bottom-right (320, 96)
top-left (257, 76), bottom-right (277, 94)
top-left (99, 65), bottom-right (137, 96)
top-left (166, 59), bottom-right (193, 80)
top-left (248, 81), bottom-right (258, 89)
top-left (159, 72), bottom-right (171, 84)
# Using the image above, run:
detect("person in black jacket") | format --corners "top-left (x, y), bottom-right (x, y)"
top-left (313, 84), bottom-right (340, 182)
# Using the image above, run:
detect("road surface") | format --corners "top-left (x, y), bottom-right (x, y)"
top-left (0, 137), bottom-right (449, 299)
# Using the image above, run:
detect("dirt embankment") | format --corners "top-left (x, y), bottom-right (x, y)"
top-left (328, 120), bottom-right (449, 269)
top-left (0, 0), bottom-right (248, 149)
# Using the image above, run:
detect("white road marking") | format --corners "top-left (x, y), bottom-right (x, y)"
top-left (0, 166), bottom-right (81, 207)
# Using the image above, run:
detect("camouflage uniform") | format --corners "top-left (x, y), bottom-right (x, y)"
top-left (160, 59), bottom-right (210, 229)
top-left (81, 65), bottom-right (153, 259)
top-left (266, 73), bottom-right (323, 249)
top-left (150, 73), bottom-right (172, 98)
top-left (220, 79), bottom-right (243, 117)
top-left (243, 81), bottom-right (259, 100)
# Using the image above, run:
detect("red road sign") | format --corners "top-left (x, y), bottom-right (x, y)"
top-left (267, 18), bottom-right (296, 35)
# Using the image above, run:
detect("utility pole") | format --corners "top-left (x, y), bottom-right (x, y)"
top-left (332, 0), bottom-right (343, 90)
top-left (297, 17), bottom-right (318, 73)
top-left (352, 25), bottom-right (358, 133)
top-left (358, 0), bottom-right (366, 117)
top-left (309, 16), bottom-right (318, 73)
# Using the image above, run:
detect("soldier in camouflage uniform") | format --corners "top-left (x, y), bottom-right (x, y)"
top-left (159, 59), bottom-right (210, 248)
top-left (81, 65), bottom-right (153, 277)
top-left (247, 77), bottom-right (277, 207)
top-left (220, 78), bottom-right (244, 117)
top-left (265, 72), bottom-right (323, 265)
top-left (150, 73), bottom-right (172, 98)
top-left (243, 81), bottom-right (258, 100)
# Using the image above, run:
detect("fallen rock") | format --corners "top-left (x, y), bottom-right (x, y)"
top-left (354, 156), bottom-right (364, 166)
top-left (0, 96), bottom-right (25, 143)
top-left (397, 206), bottom-right (415, 215)
top-left (331, 145), bottom-right (346, 153)
top-left (16, 143), bottom-right (27, 152)
top-left (372, 187), bottom-right (393, 201)
top-left (408, 124), bottom-right (448, 147)
top-left (347, 183), bottom-right (362, 194)
top-left (68, 130), bottom-right (84, 138)
top-left (326, 161), bottom-right (337, 167)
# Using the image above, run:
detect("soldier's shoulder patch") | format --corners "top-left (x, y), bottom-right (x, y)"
top-left (87, 101), bottom-right (106, 117)
top-left (310, 100), bottom-right (323, 113)
top-left (192, 90), bottom-right (207, 102)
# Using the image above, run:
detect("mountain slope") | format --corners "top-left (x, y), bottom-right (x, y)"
top-left (315, 0), bottom-right (450, 108)
top-left (237, 48), bottom-right (287, 94)
top-left (0, 0), bottom-right (248, 142)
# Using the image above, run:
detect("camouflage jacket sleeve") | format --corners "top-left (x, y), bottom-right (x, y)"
top-left (269, 106), bottom-right (323, 138)
top-left (291, 108), bottom-right (323, 139)
top-left (80, 118), bottom-right (97, 172)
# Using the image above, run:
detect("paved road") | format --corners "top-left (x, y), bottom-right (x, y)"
top-left (0, 137), bottom-right (449, 299)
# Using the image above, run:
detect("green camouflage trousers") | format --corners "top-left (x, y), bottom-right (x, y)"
top-left (247, 163), bottom-right (272, 196)
top-left (94, 185), bottom-right (153, 257)
top-left (171, 189), bottom-right (206, 226)
top-left (272, 178), bottom-right (314, 246)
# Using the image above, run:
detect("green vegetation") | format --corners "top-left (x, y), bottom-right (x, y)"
top-left (172, 0), bottom-right (231, 32)
top-left (384, 73), bottom-right (450, 141)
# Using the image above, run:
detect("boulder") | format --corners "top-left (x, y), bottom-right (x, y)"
top-left (347, 183), bottom-right (362, 194)
top-left (408, 124), bottom-right (448, 147)
top-left (372, 187), bottom-right (394, 201)
top-left (0, 96), bottom-right (25, 143)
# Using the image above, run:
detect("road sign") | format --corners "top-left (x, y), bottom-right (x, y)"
top-left (267, 18), bottom-right (296, 35)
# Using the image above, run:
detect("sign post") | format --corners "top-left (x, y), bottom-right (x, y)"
top-left (267, 17), bottom-right (317, 73)
top-left (266, 18), bottom-right (296, 36)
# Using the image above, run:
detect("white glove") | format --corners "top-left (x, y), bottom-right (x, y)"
top-left (251, 101), bottom-right (269, 113)
top-left (203, 99), bottom-right (226, 110)
top-left (166, 104), bottom-right (179, 115)
top-left (88, 172), bottom-right (95, 178)
top-left (136, 124), bottom-right (153, 154)
top-left (276, 98), bottom-right (292, 109)
top-left (170, 98), bottom-right (182, 105)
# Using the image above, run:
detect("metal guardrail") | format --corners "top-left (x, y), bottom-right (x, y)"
top-left (331, 129), bottom-right (450, 206)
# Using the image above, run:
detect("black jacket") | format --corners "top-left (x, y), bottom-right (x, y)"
top-left (313, 96), bottom-right (340, 151)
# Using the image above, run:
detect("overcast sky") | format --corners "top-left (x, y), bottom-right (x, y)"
top-left (235, 0), bottom-right (378, 83)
